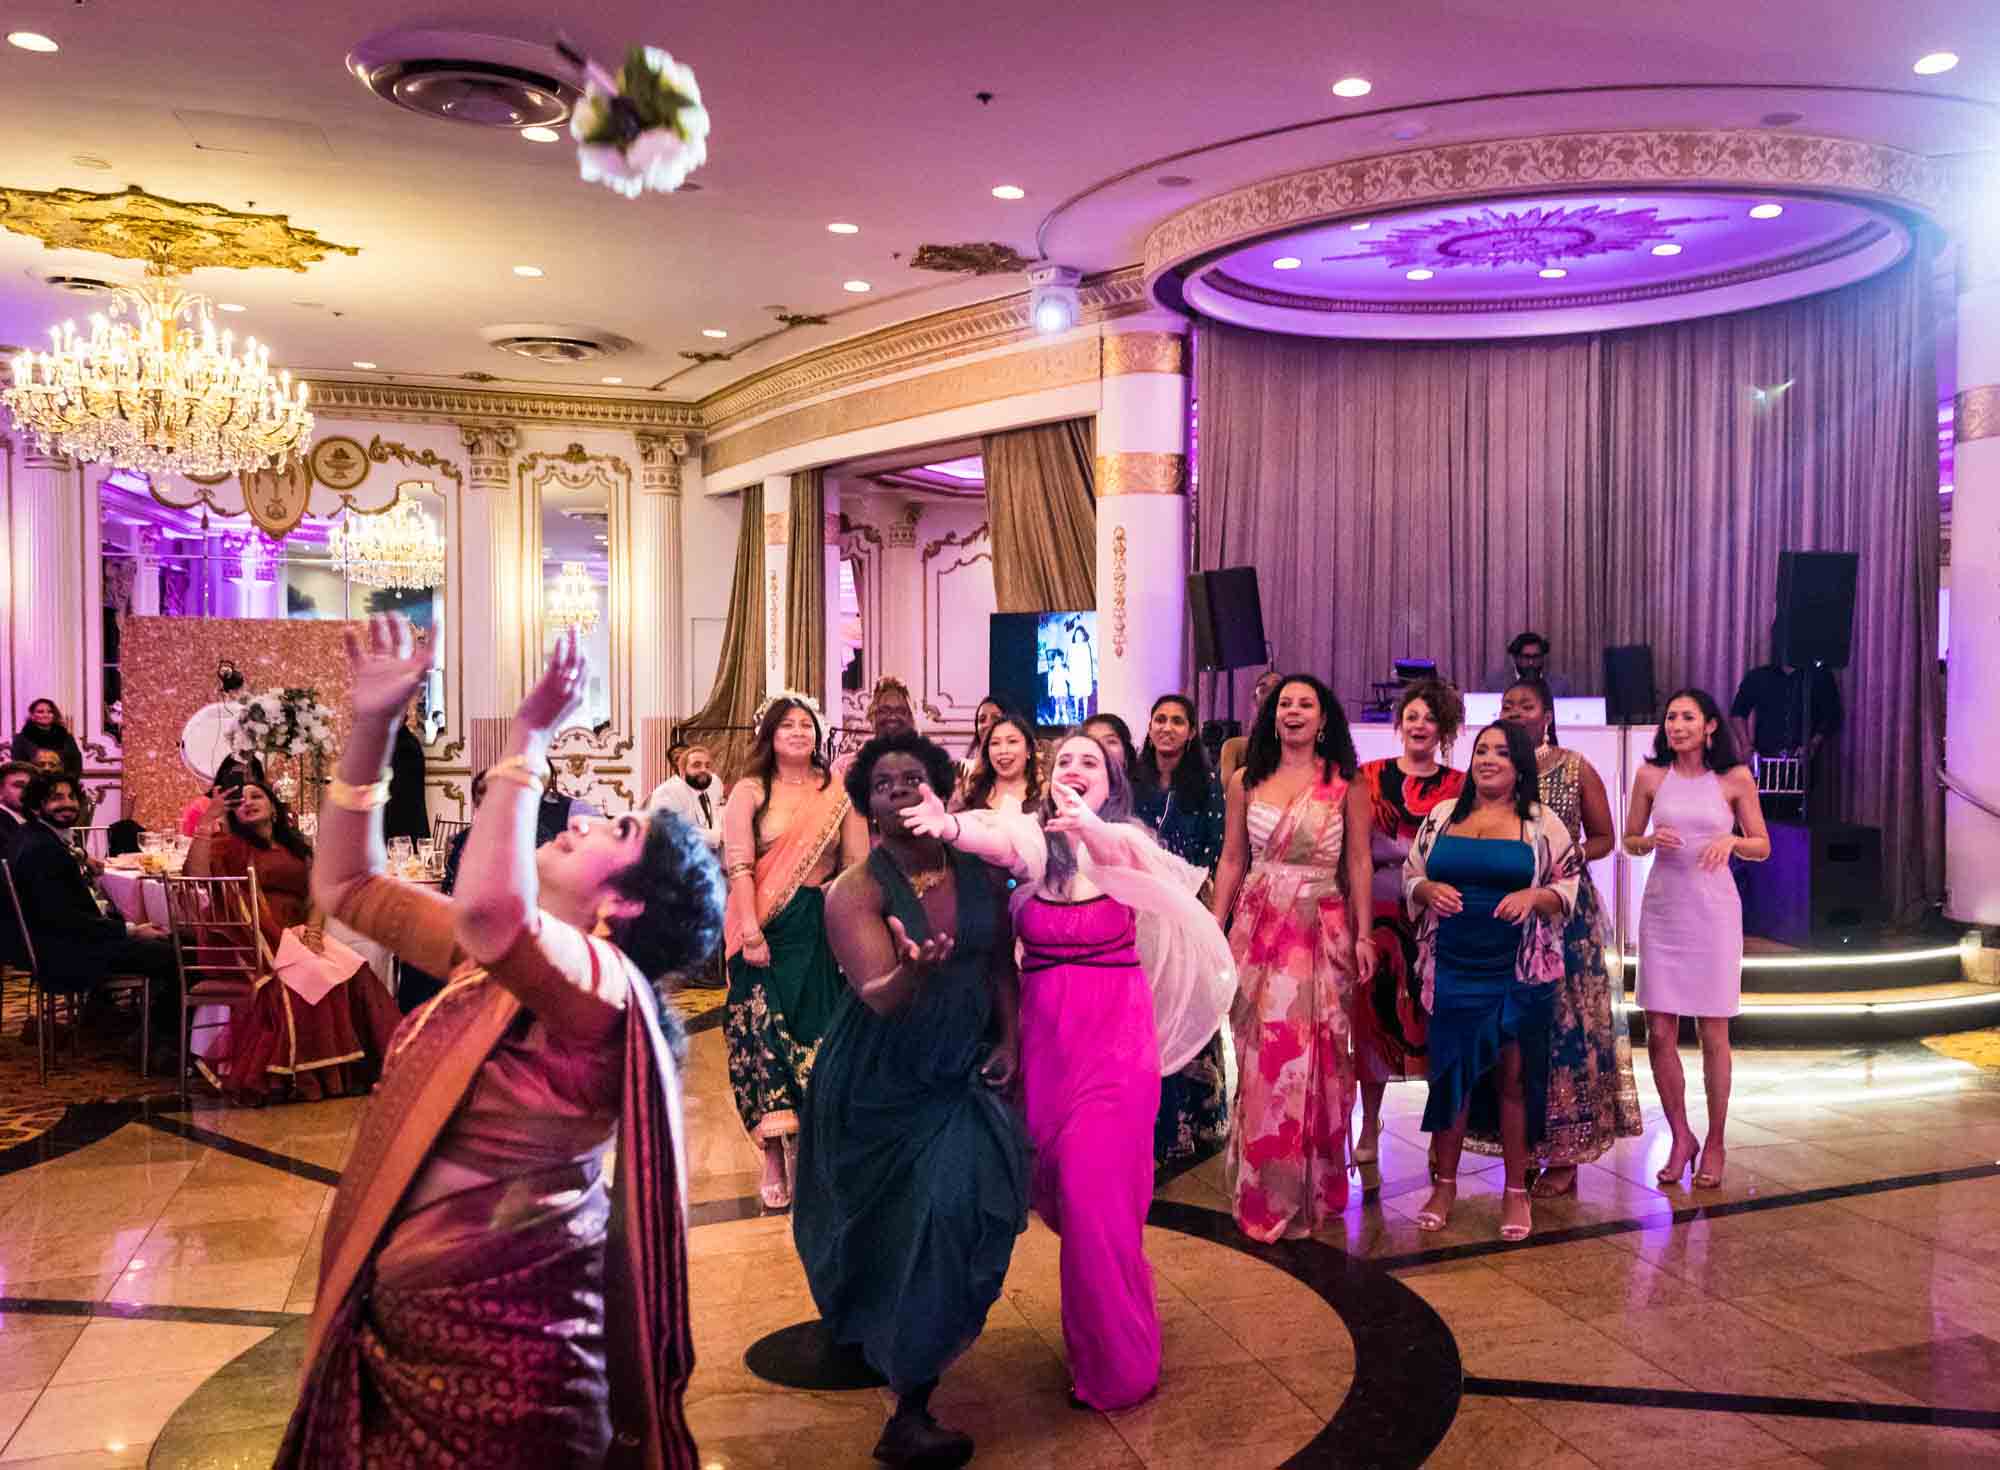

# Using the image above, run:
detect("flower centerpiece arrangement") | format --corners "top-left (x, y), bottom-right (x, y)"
top-left (560, 41), bottom-right (710, 199)
top-left (228, 686), bottom-right (338, 760)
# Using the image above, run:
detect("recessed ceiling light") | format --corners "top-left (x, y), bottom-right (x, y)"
top-left (218, 302), bottom-right (247, 312)
top-left (512, 264), bottom-right (545, 278)
top-left (1406, 268), bottom-right (1434, 281)
top-left (1350, 221), bottom-right (1370, 231)
top-left (601, 376), bottom-right (623, 385)
top-left (1651, 243), bottom-right (1682, 256)
top-left (1331, 77), bottom-right (1373, 98)
top-left (1749, 203), bottom-right (1785, 219)
top-left (7, 32), bottom-right (59, 53)
top-left (843, 279), bottom-right (872, 292)
top-left (1539, 267), bottom-right (1567, 279)
top-left (991, 185), bottom-right (1026, 200)
top-left (521, 126), bottom-right (561, 143)
top-left (1156, 174), bottom-right (1194, 187)
top-left (1913, 51), bottom-right (1959, 75)
top-left (701, 328), bottom-right (728, 338)
top-left (1272, 256), bottom-right (1303, 270)
top-left (352, 360), bottom-right (378, 370)
top-left (826, 221), bottom-right (860, 234)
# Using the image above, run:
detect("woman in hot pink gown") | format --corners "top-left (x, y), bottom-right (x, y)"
top-left (911, 734), bottom-right (1232, 1411)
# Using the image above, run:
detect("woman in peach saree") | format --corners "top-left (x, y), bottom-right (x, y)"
top-left (275, 616), bottom-right (723, 1470)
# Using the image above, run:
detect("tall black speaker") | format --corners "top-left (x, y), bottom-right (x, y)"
top-left (1603, 645), bottom-right (1657, 726)
top-left (1774, 552), bottom-right (1859, 669)
top-left (1740, 821), bottom-right (1884, 948)
top-left (1188, 567), bottom-right (1268, 671)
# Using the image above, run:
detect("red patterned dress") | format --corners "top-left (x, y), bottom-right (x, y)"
top-left (1349, 757), bottom-right (1464, 1084)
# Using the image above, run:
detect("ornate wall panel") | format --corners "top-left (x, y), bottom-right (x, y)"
top-left (919, 511), bottom-right (996, 739)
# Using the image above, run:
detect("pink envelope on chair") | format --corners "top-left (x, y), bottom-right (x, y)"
top-left (273, 928), bottom-right (366, 1006)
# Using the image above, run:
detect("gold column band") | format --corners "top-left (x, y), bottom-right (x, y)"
top-left (1102, 332), bottom-right (1188, 378)
top-left (1957, 386), bottom-right (2000, 445)
top-left (1095, 451), bottom-right (1187, 497)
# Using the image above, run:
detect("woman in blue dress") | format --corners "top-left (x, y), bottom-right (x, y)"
top-left (793, 731), bottom-right (1028, 1468)
top-left (1403, 722), bottom-right (1579, 1242)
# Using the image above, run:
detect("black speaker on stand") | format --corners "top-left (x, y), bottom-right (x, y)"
top-left (1602, 645), bottom-right (1657, 726)
top-left (1188, 567), bottom-right (1269, 734)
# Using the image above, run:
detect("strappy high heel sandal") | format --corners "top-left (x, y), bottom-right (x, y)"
top-left (1656, 1134), bottom-right (1699, 1186)
top-left (1415, 1179), bottom-right (1457, 1233)
top-left (1530, 1166), bottom-right (1579, 1199)
top-left (1499, 1186), bottom-right (1534, 1242)
top-left (1692, 1145), bottom-right (1726, 1190)
top-left (1352, 1116), bottom-right (1382, 1166)
top-left (758, 1141), bottom-right (791, 1210)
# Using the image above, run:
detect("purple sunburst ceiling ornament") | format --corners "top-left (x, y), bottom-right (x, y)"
top-left (1331, 202), bottom-right (1728, 272)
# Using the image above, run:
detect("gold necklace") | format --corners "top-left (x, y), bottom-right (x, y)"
top-left (886, 846), bottom-right (949, 898)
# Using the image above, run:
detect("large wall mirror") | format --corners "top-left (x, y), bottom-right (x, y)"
top-left (525, 445), bottom-right (631, 763)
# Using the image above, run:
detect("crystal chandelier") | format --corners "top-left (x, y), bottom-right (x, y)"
top-left (547, 561), bottom-right (601, 634)
top-left (1, 250), bottom-right (313, 478)
top-left (328, 497), bottom-right (446, 590)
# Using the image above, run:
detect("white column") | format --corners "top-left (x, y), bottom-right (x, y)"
top-left (458, 423), bottom-right (521, 726)
top-left (880, 501), bottom-right (925, 697)
top-left (823, 492), bottom-right (843, 723)
top-left (1949, 210), bottom-right (2000, 924)
top-left (763, 474), bottom-right (791, 693)
top-left (1095, 319), bottom-right (1191, 727)
top-left (7, 448), bottom-right (87, 733)
top-left (634, 433), bottom-right (690, 793)
top-left (133, 527), bottom-right (163, 616)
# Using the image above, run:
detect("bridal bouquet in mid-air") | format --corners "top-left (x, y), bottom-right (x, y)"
top-left (560, 40), bottom-right (711, 199)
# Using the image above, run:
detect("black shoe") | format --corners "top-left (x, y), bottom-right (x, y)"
top-left (872, 1409), bottom-right (973, 1468)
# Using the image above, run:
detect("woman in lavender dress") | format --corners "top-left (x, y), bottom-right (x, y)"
top-left (1624, 688), bottom-right (1769, 1191)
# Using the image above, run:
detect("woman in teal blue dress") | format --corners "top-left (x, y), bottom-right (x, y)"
top-left (1403, 722), bottom-right (1578, 1243)
top-left (794, 731), bottom-right (1028, 1469)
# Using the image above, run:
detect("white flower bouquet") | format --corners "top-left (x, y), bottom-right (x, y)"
top-left (563, 42), bottom-right (710, 199)
top-left (227, 686), bottom-right (338, 760)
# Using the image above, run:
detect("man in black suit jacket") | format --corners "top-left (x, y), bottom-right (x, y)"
top-left (0, 760), bottom-right (33, 868)
top-left (12, 776), bottom-right (178, 1030)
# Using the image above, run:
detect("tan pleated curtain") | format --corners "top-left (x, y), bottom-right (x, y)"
top-left (784, 469), bottom-right (826, 697)
top-left (982, 418), bottom-right (1097, 612)
top-left (1195, 258), bottom-right (1941, 918)
top-left (682, 481), bottom-right (764, 781)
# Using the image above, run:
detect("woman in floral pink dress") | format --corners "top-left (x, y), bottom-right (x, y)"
top-left (1211, 675), bottom-right (1376, 1242)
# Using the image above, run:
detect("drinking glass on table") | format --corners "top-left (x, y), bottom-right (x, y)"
top-left (388, 836), bottom-right (415, 874)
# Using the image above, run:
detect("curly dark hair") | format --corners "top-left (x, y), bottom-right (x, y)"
top-left (605, 809), bottom-right (727, 987)
top-left (1242, 675), bottom-right (1358, 787)
top-left (1137, 694), bottom-right (1215, 809)
top-left (22, 772), bottom-right (82, 817)
top-left (225, 779), bottom-right (314, 864)
top-left (1395, 679), bottom-right (1466, 754)
top-left (1445, 721), bottom-right (1542, 825)
top-left (1646, 687), bottom-right (1745, 773)
top-left (960, 713), bottom-right (1041, 813)
top-left (845, 729), bottom-right (960, 815)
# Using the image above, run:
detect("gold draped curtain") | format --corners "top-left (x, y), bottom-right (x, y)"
top-left (681, 481), bottom-right (764, 780)
top-left (982, 418), bottom-right (1096, 612)
top-left (784, 469), bottom-right (826, 698)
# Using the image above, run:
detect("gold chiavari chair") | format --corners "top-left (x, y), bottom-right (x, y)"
top-left (161, 872), bottom-right (264, 1098)
top-left (2, 859), bottom-right (153, 1084)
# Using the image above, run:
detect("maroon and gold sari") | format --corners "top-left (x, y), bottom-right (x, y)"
top-left (275, 878), bottom-right (698, 1469)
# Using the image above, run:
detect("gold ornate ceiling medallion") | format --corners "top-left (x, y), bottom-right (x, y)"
top-left (0, 185), bottom-right (357, 478)
top-left (0, 183), bottom-right (359, 273)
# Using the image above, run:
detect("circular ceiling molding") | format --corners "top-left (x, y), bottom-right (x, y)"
top-left (347, 29), bottom-right (580, 130)
top-left (1145, 127), bottom-right (1941, 339)
top-left (479, 322), bottom-right (632, 364)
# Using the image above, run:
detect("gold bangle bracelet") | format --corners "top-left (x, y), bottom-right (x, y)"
top-left (327, 777), bottom-right (392, 812)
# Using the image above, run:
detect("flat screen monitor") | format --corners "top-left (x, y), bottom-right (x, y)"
top-left (990, 610), bottom-right (1098, 731)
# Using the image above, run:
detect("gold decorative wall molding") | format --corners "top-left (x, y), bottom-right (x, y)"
top-left (1144, 129), bottom-right (1950, 288)
top-left (921, 522), bottom-right (990, 566)
top-left (1110, 525), bottom-right (1129, 657)
top-left (764, 510), bottom-right (790, 545)
top-left (1103, 331), bottom-right (1188, 378)
top-left (1096, 452), bottom-right (1186, 497)
top-left (698, 269), bottom-right (1147, 436)
top-left (1955, 386), bottom-right (2000, 445)
top-left (302, 379), bottom-right (703, 433)
top-left (706, 335), bottom-right (1104, 477)
top-left (366, 435), bottom-right (465, 489)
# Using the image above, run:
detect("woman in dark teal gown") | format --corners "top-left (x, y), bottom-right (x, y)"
top-left (795, 732), bottom-right (1028, 1469)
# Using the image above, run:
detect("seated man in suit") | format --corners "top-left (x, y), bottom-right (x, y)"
top-left (12, 773), bottom-right (180, 1065)
top-left (0, 760), bottom-right (34, 868)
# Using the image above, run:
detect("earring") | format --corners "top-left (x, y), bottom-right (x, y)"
top-left (1704, 732), bottom-right (1713, 751)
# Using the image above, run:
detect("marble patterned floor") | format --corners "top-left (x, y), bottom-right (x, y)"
top-left (0, 1020), bottom-right (1996, 1467)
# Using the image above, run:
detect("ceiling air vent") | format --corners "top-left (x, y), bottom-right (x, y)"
top-left (348, 29), bottom-right (580, 130)
top-left (44, 274), bottom-right (115, 294)
top-left (480, 322), bottom-right (631, 364)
